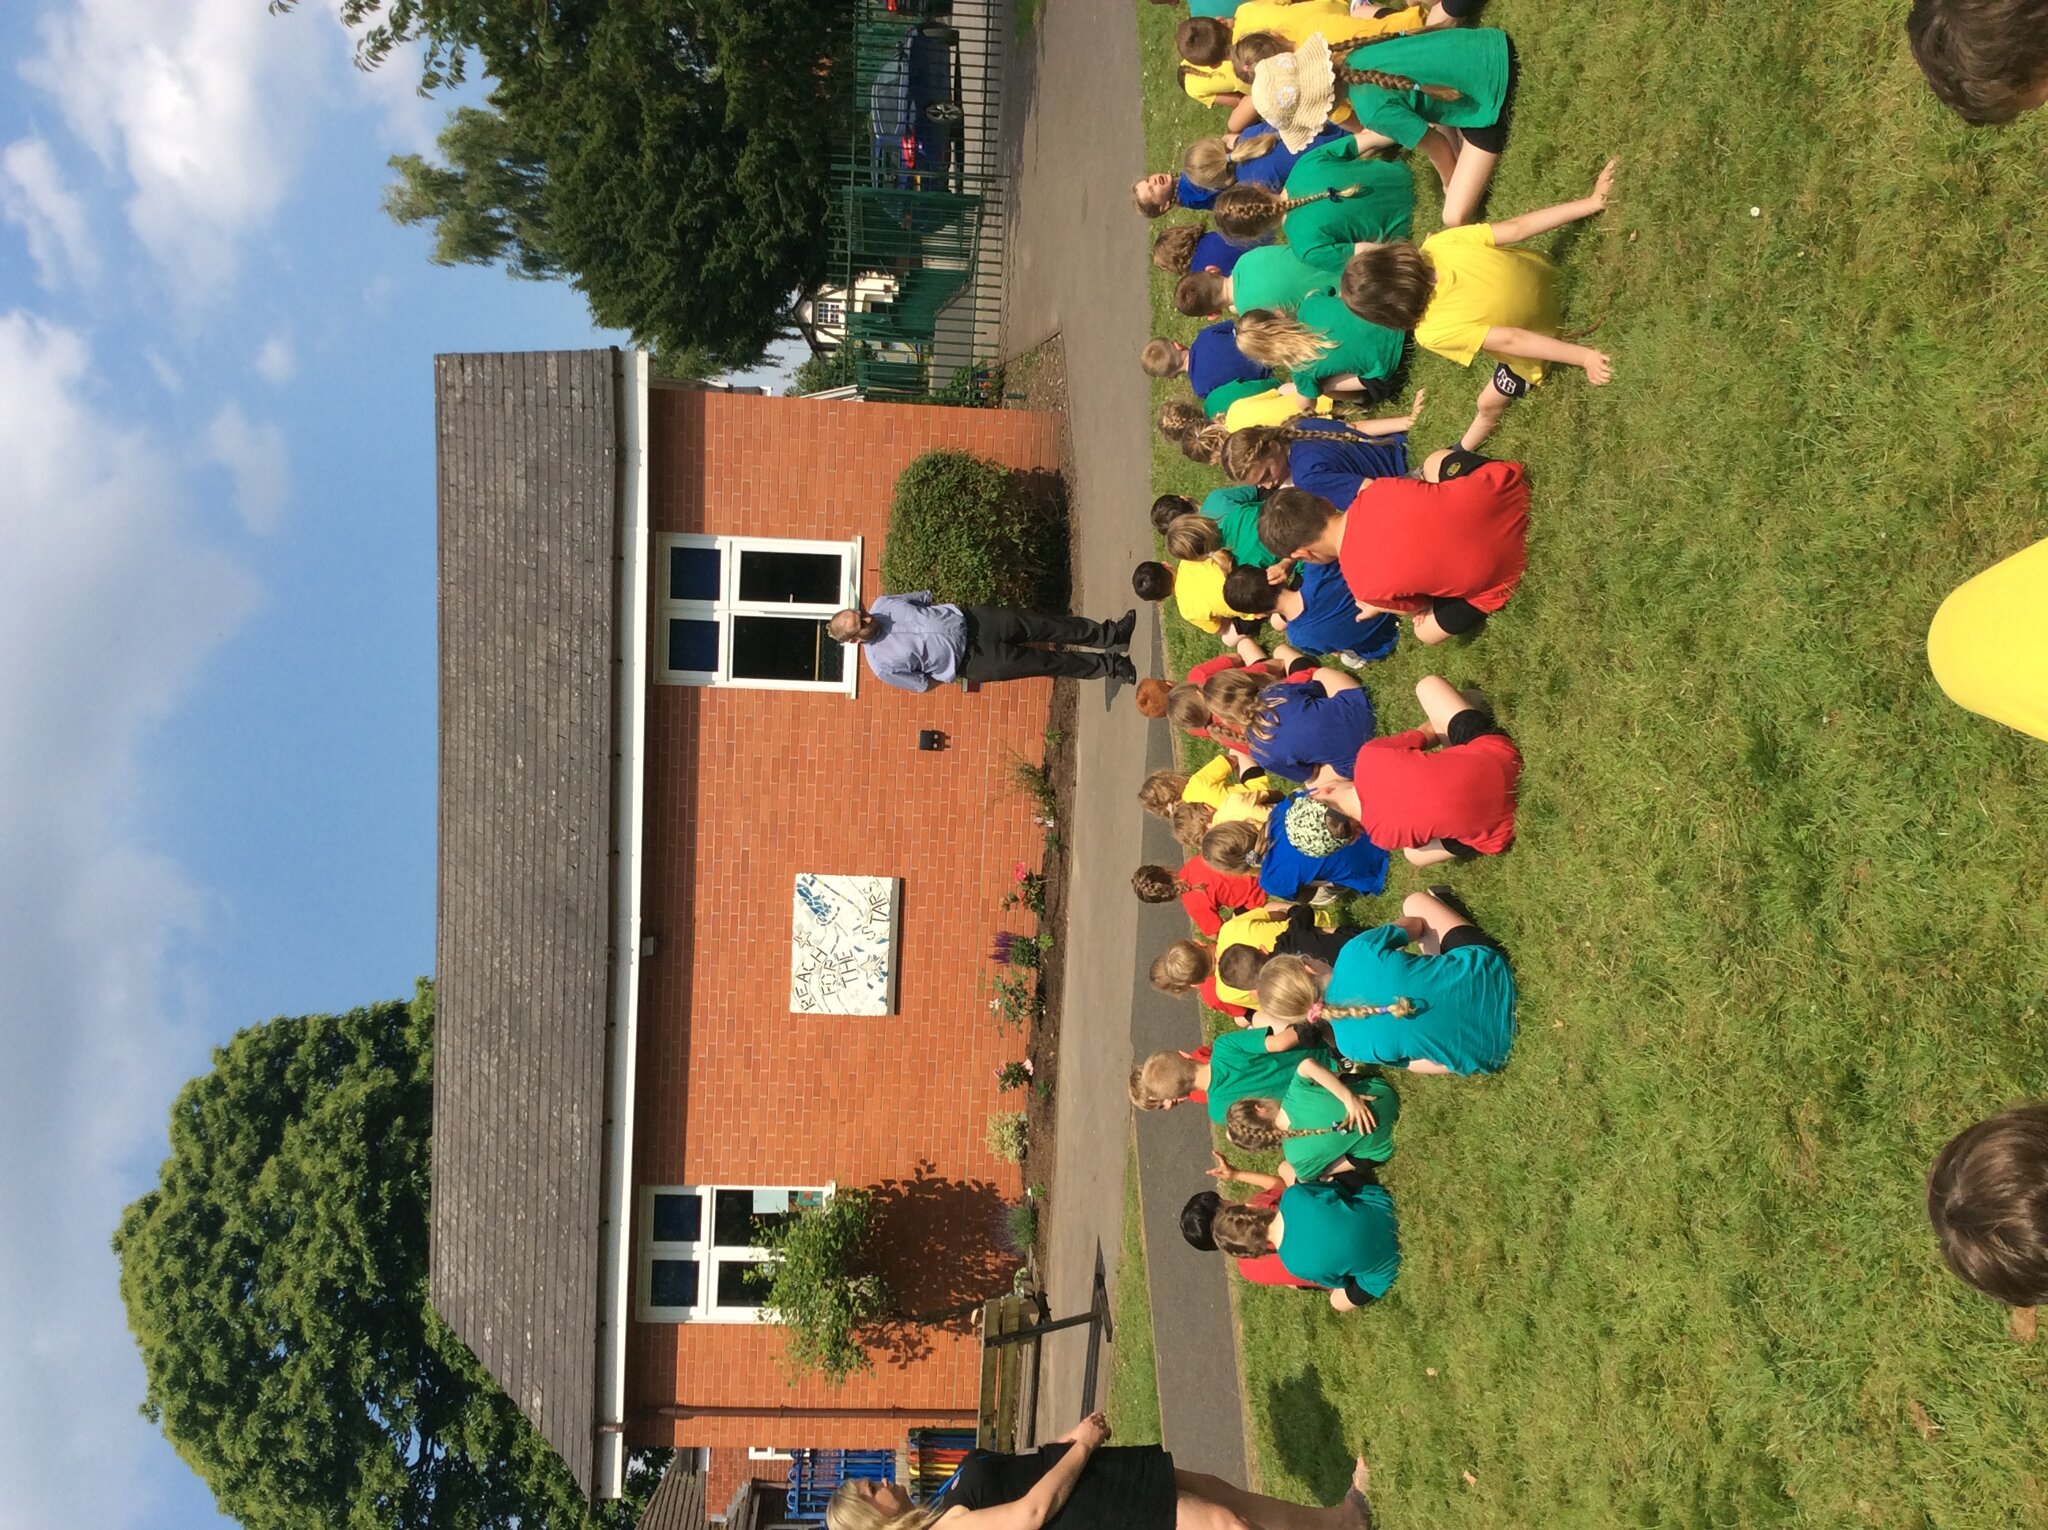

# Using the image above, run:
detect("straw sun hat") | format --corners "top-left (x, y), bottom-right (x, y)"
top-left (1250, 35), bottom-right (1337, 153)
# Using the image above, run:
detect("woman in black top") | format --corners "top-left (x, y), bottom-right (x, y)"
top-left (825, 1412), bottom-right (1376, 1530)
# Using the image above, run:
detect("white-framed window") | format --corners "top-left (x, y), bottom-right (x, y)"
top-left (748, 1447), bottom-right (794, 1462)
top-left (657, 535), bottom-right (861, 694)
top-left (636, 1184), bottom-right (832, 1323)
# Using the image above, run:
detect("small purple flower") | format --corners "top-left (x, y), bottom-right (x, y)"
top-left (992, 931), bottom-right (1017, 965)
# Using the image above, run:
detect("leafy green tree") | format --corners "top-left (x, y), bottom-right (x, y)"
top-left (757, 1190), bottom-right (888, 1382)
top-left (788, 347), bottom-right (858, 397)
top-left (385, 106), bottom-right (560, 279)
top-left (113, 984), bottom-right (662, 1528)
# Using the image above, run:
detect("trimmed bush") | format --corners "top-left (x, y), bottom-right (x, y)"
top-left (986, 1111), bottom-right (1029, 1164)
top-left (881, 449), bottom-right (1068, 609)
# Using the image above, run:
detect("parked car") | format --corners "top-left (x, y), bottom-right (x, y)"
top-left (869, 23), bottom-right (961, 194)
top-left (878, 0), bottom-right (953, 17)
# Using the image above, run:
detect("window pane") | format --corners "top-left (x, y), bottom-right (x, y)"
top-left (731, 615), bottom-right (844, 685)
top-left (737, 549), bottom-right (844, 606)
top-left (668, 618), bottom-right (720, 675)
top-left (651, 1191), bottom-right (702, 1244)
top-left (650, 1258), bottom-right (701, 1311)
top-left (713, 1189), bottom-right (762, 1247)
top-left (716, 1259), bottom-right (771, 1309)
top-left (669, 543), bottom-right (722, 602)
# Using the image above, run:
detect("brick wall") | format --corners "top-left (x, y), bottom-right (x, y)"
top-left (627, 392), bottom-right (1066, 1450)
top-left (703, 1448), bottom-right (792, 1522)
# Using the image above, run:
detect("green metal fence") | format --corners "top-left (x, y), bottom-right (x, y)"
top-left (813, 0), bottom-right (1008, 404)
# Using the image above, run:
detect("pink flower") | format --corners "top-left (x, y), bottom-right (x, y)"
top-left (1013, 861), bottom-right (1031, 883)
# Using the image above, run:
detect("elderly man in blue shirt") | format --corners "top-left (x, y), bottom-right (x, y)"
top-left (828, 594), bottom-right (1138, 692)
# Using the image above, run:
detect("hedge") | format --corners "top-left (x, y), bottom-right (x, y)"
top-left (879, 449), bottom-right (1069, 610)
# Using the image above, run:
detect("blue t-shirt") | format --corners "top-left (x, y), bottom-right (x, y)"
top-left (1180, 123), bottom-right (1342, 221)
top-left (1257, 793), bottom-right (1389, 898)
top-left (1178, 177), bottom-right (1219, 212)
top-left (1325, 922), bottom-right (1518, 1075)
top-left (1289, 423), bottom-right (1409, 510)
top-left (1191, 229), bottom-right (1256, 275)
top-left (1188, 320), bottom-right (1269, 400)
top-left (1281, 562), bottom-right (1398, 662)
top-left (1249, 680), bottom-right (1375, 783)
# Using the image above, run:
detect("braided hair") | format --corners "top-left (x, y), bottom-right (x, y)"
top-left (1255, 954), bottom-right (1419, 1025)
top-left (1222, 421), bottom-right (1344, 484)
top-left (1212, 182), bottom-right (1361, 243)
top-left (1184, 420), bottom-right (1230, 468)
top-left (1320, 26), bottom-right (1463, 102)
top-left (1158, 396), bottom-right (1209, 444)
top-left (1223, 1098), bottom-right (1353, 1153)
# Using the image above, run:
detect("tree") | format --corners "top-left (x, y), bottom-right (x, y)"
top-left (757, 1190), bottom-right (888, 1382)
top-left (113, 984), bottom-right (662, 1529)
top-left (788, 346), bottom-right (858, 397)
top-left (385, 106), bottom-right (561, 279)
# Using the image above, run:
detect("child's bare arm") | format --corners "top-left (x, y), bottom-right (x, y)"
top-left (1480, 328), bottom-right (1613, 384)
top-left (1489, 157), bottom-right (1617, 245)
top-left (1225, 96), bottom-right (1262, 132)
top-left (1296, 1058), bottom-right (1378, 1131)
top-left (1345, 386), bottom-right (1425, 436)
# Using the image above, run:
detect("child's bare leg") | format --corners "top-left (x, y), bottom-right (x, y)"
top-left (1403, 841), bottom-right (1459, 868)
top-left (1461, 375), bottom-right (1511, 451)
top-left (1174, 1469), bottom-right (1367, 1530)
top-left (1411, 608), bottom-right (1452, 644)
top-left (1440, 144), bottom-right (1501, 227)
top-left (1415, 674), bottom-right (1480, 734)
top-left (1401, 887), bottom-right (1474, 950)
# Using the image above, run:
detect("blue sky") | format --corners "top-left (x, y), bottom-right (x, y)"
top-left (0, 2), bottom-right (791, 1524)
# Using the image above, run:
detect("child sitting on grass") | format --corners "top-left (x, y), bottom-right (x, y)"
top-left (1202, 641), bottom-right (1376, 783)
top-left (1152, 221), bottom-right (1256, 280)
top-left (1203, 793), bottom-right (1390, 898)
top-left (1338, 158), bottom-right (1619, 449)
top-left (1223, 1066), bottom-right (1400, 1178)
top-left (1133, 856), bottom-right (1268, 937)
top-left (1149, 938), bottom-right (1250, 1020)
top-left (1133, 520), bottom-right (1269, 636)
top-left (1309, 674), bottom-right (1521, 863)
top-left (1130, 1017), bottom-right (1362, 1126)
top-left (1908, 0), bottom-right (2048, 123)
top-left (1255, 886), bottom-right (1518, 1074)
top-left (1220, 561), bottom-right (1400, 666)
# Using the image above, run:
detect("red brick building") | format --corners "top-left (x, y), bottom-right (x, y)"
top-left (431, 350), bottom-right (1065, 1503)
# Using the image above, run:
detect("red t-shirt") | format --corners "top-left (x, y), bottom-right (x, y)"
top-left (1338, 460), bottom-right (1529, 615)
top-left (1178, 855), bottom-right (1266, 936)
top-left (1235, 1184), bottom-right (1320, 1288)
top-left (1350, 727), bottom-right (1523, 854)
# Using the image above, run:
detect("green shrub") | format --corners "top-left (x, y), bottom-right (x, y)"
top-left (756, 1189), bottom-right (887, 1383)
top-left (880, 449), bottom-right (1068, 609)
top-left (1002, 1198), bottom-right (1038, 1256)
top-left (986, 1111), bottom-right (1029, 1164)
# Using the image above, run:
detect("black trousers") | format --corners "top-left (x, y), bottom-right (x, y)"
top-left (960, 605), bottom-right (1118, 682)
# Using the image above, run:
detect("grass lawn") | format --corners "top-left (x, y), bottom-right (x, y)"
top-left (1133, 2), bottom-right (2048, 1525)
top-left (1105, 1132), bottom-right (1163, 1443)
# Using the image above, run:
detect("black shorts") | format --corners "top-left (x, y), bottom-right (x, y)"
top-left (1285, 653), bottom-right (1320, 678)
top-left (1458, 33), bottom-right (1517, 154)
top-left (1489, 361), bottom-right (1532, 399)
top-left (1445, 707), bottom-right (1508, 746)
top-left (1431, 597), bottom-right (1488, 637)
top-left (1433, 447), bottom-right (1495, 482)
top-left (1439, 923), bottom-right (1499, 953)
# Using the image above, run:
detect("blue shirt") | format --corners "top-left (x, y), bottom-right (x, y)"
top-left (1289, 422), bottom-right (1409, 510)
top-left (1280, 562), bottom-right (1399, 662)
top-left (1188, 321), bottom-right (1268, 401)
top-left (1325, 922), bottom-right (1518, 1075)
top-left (1177, 122), bottom-right (1335, 218)
top-left (860, 592), bottom-right (967, 692)
top-left (1249, 680), bottom-right (1376, 783)
top-left (1257, 794), bottom-right (1389, 898)
top-left (1191, 230), bottom-right (1254, 276)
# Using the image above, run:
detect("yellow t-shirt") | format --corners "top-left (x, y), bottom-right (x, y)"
top-left (1183, 59), bottom-right (1248, 106)
top-left (1215, 791), bottom-right (1277, 828)
top-left (1927, 537), bottom-right (2048, 743)
top-left (1182, 754), bottom-right (1236, 810)
top-left (1222, 389), bottom-right (1336, 430)
top-left (1234, 0), bottom-right (1425, 47)
top-left (1415, 223), bottom-right (1562, 382)
top-left (1214, 904), bottom-right (1336, 1008)
top-left (1174, 556), bottom-right (1257, 634)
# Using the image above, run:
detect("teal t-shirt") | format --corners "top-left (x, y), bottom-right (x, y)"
top-left (1277, 1072), bottom-right (1399, 1178)
top-left (1277, 1179), bottom-right (1402, 1297)
top-left (1288, 291), bottom-right (1408, 399)
top-left (1281, 147), bottom-right (1416, 270)
top-left (1207, 1025), bottom-right (1340, 1123)
top-left (1324, 922), bottom-right (1517, 1075)
top-left (1343, 27), bottom-right (1512, 147)
top-left (1201, 484), bottom-right (1276, 568)
top-left (1190, 0), bottom-right (1244, 13)
top-left (1232, 245), bottom-right (1332, 317)
top-left (1203, 375), bottom-right (1277, 420)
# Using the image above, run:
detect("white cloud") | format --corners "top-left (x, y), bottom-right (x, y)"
top-left (0, 137), bottom-right (100, 289)
top-left (253, 331), bottom-right (296, 384)
top-left (202, 402), bottom-right (290, 535)
top-left (0, 310), bottom-right (260, 1530)
top-left (18, 0), bottom-right (331, 293)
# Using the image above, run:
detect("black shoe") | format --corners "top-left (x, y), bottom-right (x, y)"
top-left (1108, 609), bottom-right (1137, 649)
top-left (1108, 654), bottom-right (1138, 685)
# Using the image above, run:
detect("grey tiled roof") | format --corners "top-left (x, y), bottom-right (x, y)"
top-left (431, 348), bottom-right (620, 1499)
top-left (639, 1468), bottom-right (708, 1530)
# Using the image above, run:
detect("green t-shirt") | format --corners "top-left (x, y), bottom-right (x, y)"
top-left (1288, 290), bottom-right (1408, 399)
top-left (1277, 1179), bottom-right (1402, 1297)
top-left (1202, 375), bottom-right (1276, 420)
top-left (1325, 922), bottom-right (1518, 1075)
top-left (1201, 483), bottom-right (1275, 568)
top-left (1189, 0), bottom-right (1243, 14)
top-left (1343, 27), bottom-right (1512, 147)
top-left (1281, 145), bottom-right (1415, 271)
top-left (1277, 1072), bottom-right (1399, 1178)
top-left (1206, 1025), bottom-right (1339, 1124)
top-left (1232, 245), bottom-right (1331, 317)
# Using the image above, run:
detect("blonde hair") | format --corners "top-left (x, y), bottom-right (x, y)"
top-left (1158, 397), bottom-right (1209, 446)
top-left (1183, 421), bottom-right (1230, 468)
top-left (1152, 223), bottom-right (1207, 274)
top-left (1164, 513), bottom-right (1226, 562)
top-left (1150, 939), bottom-right (1213, 995)
top-left (1141, 338), bottom-right (1185, 377)
top-left (1139, 767), bottom-right (1191, 818)
top-left (1212, 183), bottom-right (1351, 243)
top-left (1130, 1049), bottom-right (1200, 1108)
top-left (1171, 800), bottom-right (1217, 847)
top-left (1224, 1097), bottom-right (1349, 1153)
top-left (1202, 665), bottom-right (1282, 738)
top-left (1222, 422), bottom-right (1338, 484)
top-left (826, 1484), bottom-right (934, 1530)
top-left (1165, 683), bottom-right (1213, 732)
top-left (1235, 309), bottom-right (1334, 371)
top-left (1182, 132), bottom-right (1279, 192)
top-left (1201, 818), bottom-right (1268, 876)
